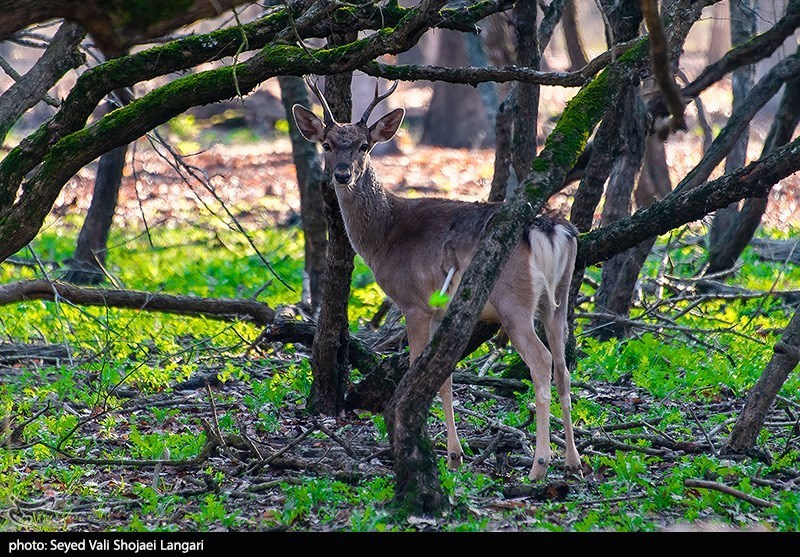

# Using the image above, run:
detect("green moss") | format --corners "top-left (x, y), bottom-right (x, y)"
top-left (533, 38), bottom-right (648, 177)
top-left (540, 69), bottom-right (610, 172)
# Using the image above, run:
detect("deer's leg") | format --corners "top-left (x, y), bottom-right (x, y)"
top-left (430, 314), bottom-right (462, 469)
top-left (404, 309), bottom-right (462, 469)
top-left (502, 315), bottom-right (553, 481)
top-left (542, 304), bottom-right (582, 476)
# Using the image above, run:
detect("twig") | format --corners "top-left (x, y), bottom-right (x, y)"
top-left (312, 418), bottom-right (360, 460)
top-left (683, 478), bottom-right (776, 508)
top-left (687, 406), bottom-right (717, 455)
top-left (248, 425), bottom-right (317, 474)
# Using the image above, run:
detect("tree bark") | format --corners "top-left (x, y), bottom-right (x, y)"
top-left (278, 75), bottom-right (327, 311)
top-left (308, 33), bottom-right (357, 416)
top-left (63, 140), bottom-right (127, 284)
top-left (0, 20), bottom-right (85, 145)
top-left (565, 94), bottom-right (630, 366)
top-left (510, 0), bottom-right (539, 181)
top-left (589, 87), bottom-right (648, 340)
top-left (724, 307), bottom-right (800, 453)
top-left (0, 279), bottom-right (275, 325)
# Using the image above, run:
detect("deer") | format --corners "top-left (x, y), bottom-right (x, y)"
top-left (292, 81), bottom-right (582, 481)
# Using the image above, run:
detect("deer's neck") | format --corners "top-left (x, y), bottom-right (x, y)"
top-left (334, 164), bottom-right (394, 265)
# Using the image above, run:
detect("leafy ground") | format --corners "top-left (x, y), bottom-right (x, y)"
top-left (2, 78), bottom-right (800, 532)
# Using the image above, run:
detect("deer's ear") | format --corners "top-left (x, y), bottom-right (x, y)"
top-left (369, 108), bottom-right (404, 143)
top-left (292, 104), bottom-right (325, 142)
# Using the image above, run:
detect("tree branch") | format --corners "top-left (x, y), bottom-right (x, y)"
top-left (578, 134), bottom-right (800, 268)
top-left (681, 0), bottom-right (800, 101)
top-left (672, 52), bottom-right (800, 194)
top-left (0, 279), bottom-right (275, 326)
top-left (0, 0), bottom-right (452, 263)
top-left (641, 0), bottom-right (686, 132)
top-left (0, 20), bottom-right (86, 145)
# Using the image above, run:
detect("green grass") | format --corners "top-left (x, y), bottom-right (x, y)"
top-left (1, 219), bottom-right (799, 532)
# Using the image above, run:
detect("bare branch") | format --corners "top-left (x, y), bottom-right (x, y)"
top-left (0, 21), bottom-right (86, 144)
top-left (641, 0), bottom-right (686, 133)
top-left (0, 279), bottom-right (275, 326)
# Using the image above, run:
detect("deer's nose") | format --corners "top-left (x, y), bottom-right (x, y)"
top-left (333, 166), bottom-right (351, 184)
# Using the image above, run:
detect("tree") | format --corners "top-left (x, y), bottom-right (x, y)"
top-left (2, 0), bottom-right (800, 517)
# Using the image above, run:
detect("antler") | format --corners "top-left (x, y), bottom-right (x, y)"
top-left (304, 76), bottom-right (336, 126)
top-left (359, 80), bottom-right (399, 125)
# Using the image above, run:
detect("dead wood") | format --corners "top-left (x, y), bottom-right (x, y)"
top-left (0, 342), bottom-right (71, 364)
top-left (751, 238), bottom-right (800, 265)
top-left (0, 279), bottom-right (275, 325)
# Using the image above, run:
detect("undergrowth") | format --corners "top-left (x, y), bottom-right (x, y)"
top-left (1, 215), bottom-right (798, 532)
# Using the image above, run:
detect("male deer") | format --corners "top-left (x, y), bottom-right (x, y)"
top-left (293, 82), bottom-right (582, 480)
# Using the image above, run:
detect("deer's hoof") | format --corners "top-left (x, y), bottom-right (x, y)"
top-left (529, 456), bottom-right (550, 481)
top-left (447, 451), bottom-right (463, 469)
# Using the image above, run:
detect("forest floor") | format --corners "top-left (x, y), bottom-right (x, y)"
top-left (3, 78), bottom-right (800, 534)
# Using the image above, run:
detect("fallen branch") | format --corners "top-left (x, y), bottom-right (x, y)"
top-left (0, 279), bottom-right (275, 326)
top-left (683, 478), bottom-right (777, 508)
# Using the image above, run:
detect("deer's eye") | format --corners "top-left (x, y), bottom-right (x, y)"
top-left (322, 143), bottom-right (331, 152)
top-left (359, 143), bottom-right (369, 152)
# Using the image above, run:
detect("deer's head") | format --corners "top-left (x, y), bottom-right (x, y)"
top-left (292, 80), bottom-right (404, 188)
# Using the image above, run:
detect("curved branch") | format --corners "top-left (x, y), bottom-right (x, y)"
top-left (641, 0), bottom-right (686, 132)
top-left (0, 21), bottom-right (86, 145)
top-left (0, 0), bottom-right (509, 203)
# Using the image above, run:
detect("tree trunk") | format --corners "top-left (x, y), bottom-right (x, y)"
top-left (724, 307), bottom-right (800, 453)
top-left (420, 29), bottom-right (492, 148)
top-left (63, 79), bottom-right (132, 285)
top-left (706, 0), bottom-right (730, 65)
top-left (705, 47), bottom-right (800, 276)
top-left (589, 88), bottom-right (648, 340)
top-left (511, 0), bottom-right (539, 182)
top-left (63, 139), bottom-right (127, 284)
top-left (308, 34), bottom-right (357, 416)
top-left (565, 94), bottom-right (630, 366)
top-left (278, 75), bottom-right (327, 310)
top-left (562, 0), bottom-right (588, 71)
top-left (706, 0), bottom-right (757, 276)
